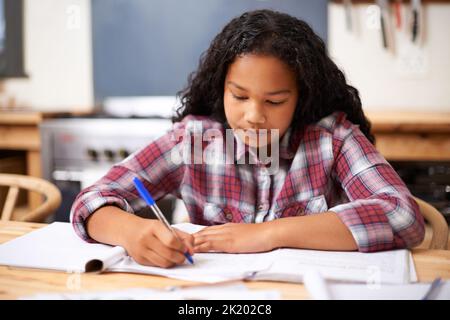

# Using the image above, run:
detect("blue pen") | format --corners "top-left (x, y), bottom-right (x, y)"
top-left (132, 177), bottom-right (194, 264)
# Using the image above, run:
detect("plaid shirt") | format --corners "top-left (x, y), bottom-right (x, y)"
top-left (70, 111), bottom-right (425, 252)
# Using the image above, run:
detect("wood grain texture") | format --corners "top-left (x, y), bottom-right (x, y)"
top-left (0, 110), bottom-right (88, 125)
top-left (374, 133), bottom-right (450, 160)
top-left (366, 112), bottom-right (450, 133)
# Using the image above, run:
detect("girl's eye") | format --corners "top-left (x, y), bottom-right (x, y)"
top-left (267, 100), bottom-right (286, 105)
top-left (232, 94), bottom-right (248, 101)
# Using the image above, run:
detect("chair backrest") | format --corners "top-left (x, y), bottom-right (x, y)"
top-left (413, 196), bottom-right (449, 250)
top-left (0, 174), bottom-right (61, 222)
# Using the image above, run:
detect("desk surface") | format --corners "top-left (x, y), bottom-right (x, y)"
top-left (0, 221), bottom-right (449, 300)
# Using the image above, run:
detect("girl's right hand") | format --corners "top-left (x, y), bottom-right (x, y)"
top-left (123, 219), bottom-right (194, 268)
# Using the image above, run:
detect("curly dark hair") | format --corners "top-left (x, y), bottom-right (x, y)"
top-left (174, 9), bottom-right (375, 144)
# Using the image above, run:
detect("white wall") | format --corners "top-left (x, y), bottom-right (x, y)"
top-left (0, 0), bottom-right (93, 111)
top-left (328, 3), bottom-right (450, 113)
top-left (2, 2), bottom-right (448, 113)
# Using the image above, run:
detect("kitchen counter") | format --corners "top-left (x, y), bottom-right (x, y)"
top-left (0, 110), bottom-right (91, 210)
top-left (365, 111), bottom-right (450, 161)
top-left (367, 111), bottom-right (450, 133)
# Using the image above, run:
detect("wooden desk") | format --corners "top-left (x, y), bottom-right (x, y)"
top-left (0, 221), bottom-right (449, 300)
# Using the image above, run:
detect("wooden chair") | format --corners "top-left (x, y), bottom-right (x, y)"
top-left (0, 174), bottom-right (62, 222)
top-left (414, 196), bottom-right (449, 250)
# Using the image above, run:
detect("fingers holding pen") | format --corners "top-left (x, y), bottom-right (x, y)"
top-left (153, 221), bottom-right (195, 257)
top-left (135, 246), bottom-right (178, 268)
top-left (174, 229), bottom-right (195, 256)
top-left (145, 233), bottom-right (187, 265)
top-left (132, 178), bottom-right (195, 265)
top-left (124, 219), bottom-right (194, 268)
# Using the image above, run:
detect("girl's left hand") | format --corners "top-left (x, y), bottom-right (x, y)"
top-left (193, 223), bottom-right (274, 253)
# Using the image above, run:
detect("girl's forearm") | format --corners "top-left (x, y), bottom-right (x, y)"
top-left (86, 206), bottom-right (143, 247)
top-left (266, 212), bottom-right (358, 251)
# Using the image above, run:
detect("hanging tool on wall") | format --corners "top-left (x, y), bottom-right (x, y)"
top-left (411, 0), bottom-right (421, 42)
top-left (343, 0), bottom-right (353, 31)
top-left (394, 0), bottom-right (402, 29)
top-left (376, 0), bottom-right (389, 49)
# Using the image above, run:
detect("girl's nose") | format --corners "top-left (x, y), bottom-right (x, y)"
top-left (244, 103), bottom-right (266, 125)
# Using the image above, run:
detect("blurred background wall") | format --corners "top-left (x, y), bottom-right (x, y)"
top-left (1, 1), bottom-right (449, 113)
top-left (329, 2), bottom-right (450, 112)
top-left (0, 0), bottom-right (93, 111)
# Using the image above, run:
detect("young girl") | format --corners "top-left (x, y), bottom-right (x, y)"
top-left (71, 9), bottom-right (425, 268)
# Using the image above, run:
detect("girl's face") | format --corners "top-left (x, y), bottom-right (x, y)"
top-left (223, 54), bottom-right (298, 148)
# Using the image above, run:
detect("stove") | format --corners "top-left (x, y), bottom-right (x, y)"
top-left (40, 116), bottom-right (185, 222)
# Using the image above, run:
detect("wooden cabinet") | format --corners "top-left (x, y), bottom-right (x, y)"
top-left (0, 111), bottom-right (74, 210)
top-left (366, 112), bottom-right (450, 161)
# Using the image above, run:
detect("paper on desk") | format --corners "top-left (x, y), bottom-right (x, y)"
top-left (0, 222), bottom-right (416, 285)
top-left (251, 248), bottom-right (414, 284)
top-left (308, 281), bottom-right (450, 300)
top-left (21, 283), bottom-right (281, 300)
top-left (0, 222), bottom-right (269, 282)
top-left (156, 223), bottom-right (415, 285)
top-left (113, 219), bottom-right (271, 283)
top-left (172, 222), bottom-right (206, 234)
top-left (109, 251), bottom-right (272, 283)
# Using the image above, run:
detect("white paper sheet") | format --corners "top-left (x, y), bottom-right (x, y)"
top-left (109, 251), bottom-right (272, 283)
top-left (251, 248), bottom-right (412, 284)
top-left (172, 222), bottom-right (206, 234)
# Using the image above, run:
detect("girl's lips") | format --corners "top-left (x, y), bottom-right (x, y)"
top-left (237, 128), bottom-right (270, 132)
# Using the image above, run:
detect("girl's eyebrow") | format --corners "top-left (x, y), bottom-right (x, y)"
top-left (227, 81), bottom-right (291, 96)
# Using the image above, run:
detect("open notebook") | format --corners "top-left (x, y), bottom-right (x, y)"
top-left (0, 222), bottom-right (416, 284)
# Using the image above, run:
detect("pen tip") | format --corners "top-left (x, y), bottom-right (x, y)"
top-left (185, 253), bottom-right (194, 265)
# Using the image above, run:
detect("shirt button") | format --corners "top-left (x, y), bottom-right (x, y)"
top-left (258, 205), bottom-right (265, 211)
top-left (223, 209), bottom-right (233, 221)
